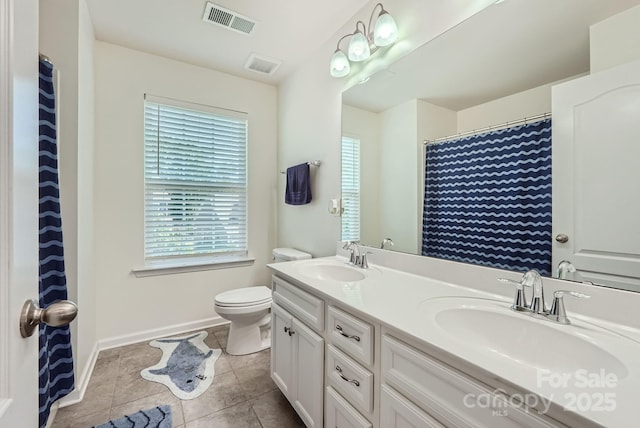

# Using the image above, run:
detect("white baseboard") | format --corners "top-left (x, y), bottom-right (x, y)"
top-left (98, 316), bottom-right (229, 351)
top-left (58, 316), bottom-right (229, 408)
top-left (58, 341), bottom-right (99, 408)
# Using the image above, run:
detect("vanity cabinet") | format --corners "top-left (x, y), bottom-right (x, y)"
top-left (381, 334), bottom-right (559, 428)
top-left (270, 273), bottom-right (567, 428)
top-left (271, 276), bottom-right (325, 428)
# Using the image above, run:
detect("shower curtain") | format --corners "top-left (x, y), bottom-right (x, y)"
top-left (422, 119), bottom-right (552, 275)
top-left (38, 58), bottom-right (74, 427)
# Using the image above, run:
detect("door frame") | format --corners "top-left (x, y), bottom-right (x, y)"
top-left (1, 0), bottom-right (15, 412)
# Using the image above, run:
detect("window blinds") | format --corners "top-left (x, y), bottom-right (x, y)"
top-left (144, 96), bottom-right (248, 260)
top-left (341, 136), bottom-right (360, 242)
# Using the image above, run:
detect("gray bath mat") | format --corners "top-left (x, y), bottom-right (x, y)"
top-left (141, 331), bottom-right (221, 400)
top-left (93, 405), bottom-right (172, 428)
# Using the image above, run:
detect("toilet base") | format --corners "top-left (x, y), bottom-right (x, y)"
top-left (226, 313), bottom-right (271, 356)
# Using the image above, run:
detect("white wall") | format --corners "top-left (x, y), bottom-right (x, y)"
top-left (379, 100), bottom-right (418, 253)
top-left (457, 83), bottom-right (554, 133)
top-left (341, 105), bottom-right (380, 246)
top-left (277, 0), bottom-right (496, 256)
top-left (93, 42), bottom-right (278, 341)
top-left (590, 4), bottom-right (640, 74)
top-left (39, 0), bottom-right (96, 390)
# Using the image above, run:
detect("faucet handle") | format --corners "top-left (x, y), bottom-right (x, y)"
top-left (498, 277), bottom-right (531, 312)
top-left (548, 290), bottom-right (590, 324)
top-left (554, 290), bottom-right (590, 299)
top-left (359, 251), bottom-right (372, 269)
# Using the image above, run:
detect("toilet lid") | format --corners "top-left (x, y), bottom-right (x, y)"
top-left (215, 286), bottom-right (272, 307)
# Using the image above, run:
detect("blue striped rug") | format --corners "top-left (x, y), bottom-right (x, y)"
top-left (93, 405), bottom-right (172, 428)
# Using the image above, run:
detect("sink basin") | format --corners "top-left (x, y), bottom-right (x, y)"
top-left (419, 297), bottom-right (629, 379)
top-left (297, 260), bottom-right (366, 282)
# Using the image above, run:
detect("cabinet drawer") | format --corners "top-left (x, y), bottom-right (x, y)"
top-left (328, 306), bottom-right (374, 366)
top-left (380, 385), bottom-right (444, 428)
top-left (326, 387), bottom-right (372, 428)
top-left (381, 335), bottom-right (558, 428)
top-left (327, 345), bottom-right (374, 415)
top-left (272, 275), bottom-right (324, 332)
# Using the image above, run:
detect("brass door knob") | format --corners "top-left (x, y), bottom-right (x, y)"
top-left (20, 299), bottom-right (78, 338)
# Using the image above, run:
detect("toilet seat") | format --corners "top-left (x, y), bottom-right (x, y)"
top-left (214, 286), bottom-right (272, 308)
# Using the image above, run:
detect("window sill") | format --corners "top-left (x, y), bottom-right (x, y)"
top-left (132, 255), bottom-right (255, 278)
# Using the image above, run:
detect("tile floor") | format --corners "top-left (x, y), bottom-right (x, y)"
top-left (51, 325), bottom-right (305, 428)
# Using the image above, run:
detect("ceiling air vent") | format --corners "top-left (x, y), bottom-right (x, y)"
top-left (244, 54), bottom-right (281, 76)
top-left (202, 2), bottom-right (257, 35)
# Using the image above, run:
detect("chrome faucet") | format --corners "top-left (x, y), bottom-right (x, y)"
top-left (525, 270), bottom-right (546, 315)
top-left (342, 241), bottom-right (359, 265)
top-left (341, 241), bottom-right (370, 269)
top-left (556, 260), bottom-right (576, 280)
top-left (380, 238), bottom-right (394, 250)
top-left (499, 270), bottom-right (590, 324)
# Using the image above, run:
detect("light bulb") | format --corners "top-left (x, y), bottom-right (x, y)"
top-left (348, 31), bottom-right (371, 62)
top-left (330, 50), bottom-right (350, 78)
top-left (373, 11), bottom-right (398, 47)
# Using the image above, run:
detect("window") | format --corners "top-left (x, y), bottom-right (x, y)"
top-left (341, 136), bottom-right (360, 242)
top-left (144, 95), bottom-right (248, 264)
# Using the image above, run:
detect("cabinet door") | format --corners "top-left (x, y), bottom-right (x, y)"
top-left (326, 387), bottom-right (372, 428)
top-left (292, 316), bottom-right (324, 428)
top-left (380, 385), bottom-right (444, 428)
top-left (271, 303), bottom-right (294, 399)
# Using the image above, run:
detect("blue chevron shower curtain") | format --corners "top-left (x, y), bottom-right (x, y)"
top-left (422, 119), bottom-right (552, 275)
top-left (39, 58), bottom-right (74, 427)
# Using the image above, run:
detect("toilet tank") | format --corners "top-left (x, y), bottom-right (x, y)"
top-left (272, 248), bottom-right (311, 263)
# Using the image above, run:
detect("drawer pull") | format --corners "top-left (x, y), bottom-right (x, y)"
top-left (335, 365), bottom-right (360, 387)
top-left (335, 324), bottom-right (361, 342)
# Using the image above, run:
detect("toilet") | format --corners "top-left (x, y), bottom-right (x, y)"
top-left (214, 248), bottom-right (311, 355)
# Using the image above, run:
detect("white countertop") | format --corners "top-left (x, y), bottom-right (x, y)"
top-left (268, 256), bottom-right (640, 428)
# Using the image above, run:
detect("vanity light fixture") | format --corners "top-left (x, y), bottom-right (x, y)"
top-left (329, 3), bottom-right (398, 78)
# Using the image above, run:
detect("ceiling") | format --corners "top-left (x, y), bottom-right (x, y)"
top-left (342, 0), bottom-right (640, 112)
top-left (85, 0), bottom-right (369, 85)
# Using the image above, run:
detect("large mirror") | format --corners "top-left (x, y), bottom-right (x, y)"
top-left (341, 0), bottom-right (640, 292)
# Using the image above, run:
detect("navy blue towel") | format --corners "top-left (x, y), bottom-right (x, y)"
top-left (285, 163), bottom-right (312, 205)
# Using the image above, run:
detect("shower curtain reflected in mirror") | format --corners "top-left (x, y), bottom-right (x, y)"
top-left (422, 119), bottom-right (552, 275)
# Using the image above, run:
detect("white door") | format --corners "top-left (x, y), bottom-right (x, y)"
top-left (0, 0), bottom-right (40, 426)
top-left (552, 59), bottom-right (640, 292)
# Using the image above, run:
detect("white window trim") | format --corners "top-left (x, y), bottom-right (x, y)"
top-left (140, 94), bottom-right (249, 271)
top-left (132, 254), bottom-right (255, 277)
